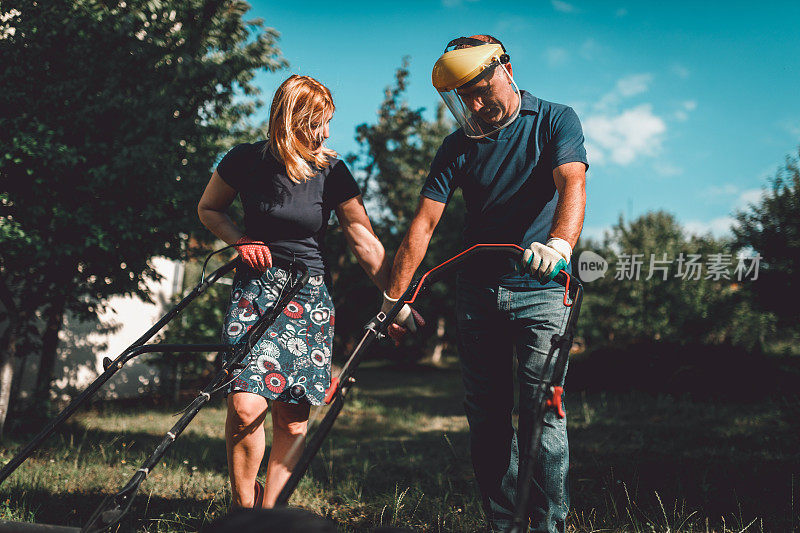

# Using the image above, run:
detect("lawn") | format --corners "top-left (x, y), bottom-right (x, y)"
top-left (1, 359), bottom-right (798, 532)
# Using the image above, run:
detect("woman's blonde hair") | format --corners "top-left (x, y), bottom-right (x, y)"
top-left (265, 75), bottom-right (337, 183)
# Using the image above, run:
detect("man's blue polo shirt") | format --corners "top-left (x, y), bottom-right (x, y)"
top-left (421, 90), bottom-right (588, 289)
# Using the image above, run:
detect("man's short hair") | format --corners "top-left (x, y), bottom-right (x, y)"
top-left (455, 34), bottom-right (506, 52)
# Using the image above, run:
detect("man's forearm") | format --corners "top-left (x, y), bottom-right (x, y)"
top-left (549, 180), bottom-right (585, 249)
top-left (386, 219), bottom-right (436, 299)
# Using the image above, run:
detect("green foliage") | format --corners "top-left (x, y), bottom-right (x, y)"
top-left (330, 59), bottom-right (462, 360)
top-left (350, 58), bottom-right (454, 230)
top-left (1, 0), bottom-right (285, 313)
top-left (576, 211), bottom-right (774, 352)
top-left (574, 147), bottom-right (800, 354)
top-left (148, 254), bottom-right (232, 393)
top-left (0, 0), bottom-right (285, 406)
top-left (733, 147), bottom-right (800, 327)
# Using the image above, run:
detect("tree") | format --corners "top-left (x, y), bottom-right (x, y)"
top-left (328, 58), bottom-right (463, 363)
top-left (351, 59), bottom-right (455, 230)
top-left (149, 256), bottom-right (232, 402)
top-left (0, 0), bottom-right (286, 437)
top-left (575, 211), bottom-right (773, 352)
top-left (733, 148), bottom-right (800, 328)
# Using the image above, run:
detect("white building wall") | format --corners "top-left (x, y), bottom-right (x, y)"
top-left (16, 257), bottom-right (185, 401)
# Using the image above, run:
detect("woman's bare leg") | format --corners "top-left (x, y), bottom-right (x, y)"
top-left (262, 400), bottom-right (310, 507)
top-left (225, 392), bottom-right (269, 508)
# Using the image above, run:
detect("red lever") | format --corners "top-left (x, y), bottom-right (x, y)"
top-left (546, 386), bottom-right (565, 418)
top-left (324, 377), bottom-right (339, 404)
top-left (562, 273), bottom-right (573, 307)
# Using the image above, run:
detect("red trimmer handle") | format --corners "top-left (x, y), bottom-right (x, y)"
top-left (324, 377), bottom-right (339, 404)
top-left (545, 386), bottom-right (566, 418)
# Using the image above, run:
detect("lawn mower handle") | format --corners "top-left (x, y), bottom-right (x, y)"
top-left (394, 243), bottom-right (584, 533)
top-left (402, 243), bottom-right (580, 308)
top-left (276, 243), bottom-right (582, 508)
top-left (0, 259), bottom-right (239, 487)
top-left (81, 259), bottom-right (310, 533)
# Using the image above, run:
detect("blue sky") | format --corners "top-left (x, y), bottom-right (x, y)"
top-left (245, 0), bottom-right (800, 242)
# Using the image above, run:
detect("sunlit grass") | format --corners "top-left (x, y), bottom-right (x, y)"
top-left (1, 359), bottom-right (797, 531)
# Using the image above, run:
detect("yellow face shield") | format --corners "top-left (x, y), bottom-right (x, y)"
top-left (432, 43), bottom-right (521, 139)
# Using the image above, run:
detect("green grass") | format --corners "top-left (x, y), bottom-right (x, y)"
top-left (1, 359), bottom-right (798, 532)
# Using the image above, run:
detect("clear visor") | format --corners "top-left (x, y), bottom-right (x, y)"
top-left (437, 60), bottom-right (521, 139)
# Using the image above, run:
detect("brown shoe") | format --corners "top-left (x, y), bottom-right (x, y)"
top-left (253, 480), bottom-right (265, 508)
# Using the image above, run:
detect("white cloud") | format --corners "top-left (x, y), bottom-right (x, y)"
top-left (684, 216), bottom-right (735, 238)
top-left (674, 100), bottom-right (697, 122)
top-left (584, 104), bottom-right (667, 165)
top-left (670, 187), bottom-right (764, 242)
top-left (654, 162), bottom-right (683, 176)
top-left (579, 38), bottom-right (602, 60)
top-left (544, 47), bottom-right (569, 66)
top-left (580, 225), bottom-right (611, 243)
top-left (671, 63), bottom-right (690, 79)
top-left (551, 0), bottom-right (578, 13)
top-left (442, 0), bottom-right (478, 7)
top-left (617, 73), bottom-right (652, 97)
top-left (585, 74), bottom-right (662, 166)
top-left (494, 17), bottom-right (533, 33)
top-left (704, 184), bottom-right (739, 196)
top-left (737, 188), bottom-right (763, 207)
top-left (780, 118), bottom-right (800, 139)
top-left (701, 184), bottom-right (763, 209)
top-left (595, 73), bottom-right (653, 111)
top-left (583, 74), bottom-right (697, 169)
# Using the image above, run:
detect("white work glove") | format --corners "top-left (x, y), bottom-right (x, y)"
top-left (521, 238), bottom-right (572, 283)
top-left (381, 292), bottom-right (426, 345)
top-left (381, 292), bottom-right (419, 332)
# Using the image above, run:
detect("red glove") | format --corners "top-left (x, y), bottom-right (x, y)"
top-left (234, 236), bottom-right (272, 272)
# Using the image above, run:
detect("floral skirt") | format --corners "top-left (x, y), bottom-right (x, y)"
top-left (222, 266), bottom-right (334, 405)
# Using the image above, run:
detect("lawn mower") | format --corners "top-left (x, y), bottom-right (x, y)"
top-left (274, 243), bottom-right (583, 533)
top-left (0, 246), bottom-right (309, 532)
top-left (1, 243), bottom-right (581, 533)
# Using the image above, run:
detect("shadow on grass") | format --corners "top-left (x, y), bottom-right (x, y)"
top-left (3, 423), bottom-right (230, 476)
top-left (340, 364), bottom-right (800, 531)
top-left (567, 392), bottom-right (800, 531)
top-left (4, 360), bottom-right (799, 531)
top-left (0, 486), bottom-right (226, 531)
top-left (348, 362), bottom-right (467, 418)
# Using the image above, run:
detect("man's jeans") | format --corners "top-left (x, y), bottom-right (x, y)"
top-left (455, 278), bottom-right (571, 533)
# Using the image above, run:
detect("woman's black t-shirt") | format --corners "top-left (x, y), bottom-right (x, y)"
top-left (216, 141), bottom-right (361, 276)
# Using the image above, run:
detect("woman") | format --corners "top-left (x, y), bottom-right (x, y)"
top-left (197, 75), bottom-right (396, 508)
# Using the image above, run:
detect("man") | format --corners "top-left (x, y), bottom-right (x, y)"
top-left (382, 35), bottom-right (587, 532)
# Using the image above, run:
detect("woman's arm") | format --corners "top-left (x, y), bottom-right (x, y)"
top-left (335, 195), bottom-right (390, 290)
top-left (197, 170), bottom-right (244, 245)
top-left (199, 170), bottom-right (272, 271)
